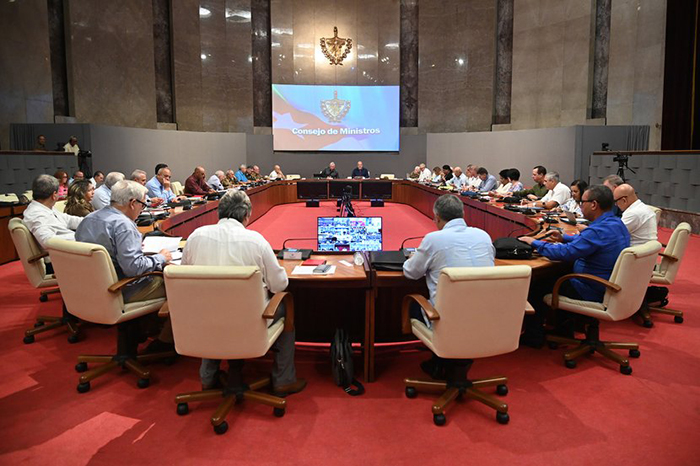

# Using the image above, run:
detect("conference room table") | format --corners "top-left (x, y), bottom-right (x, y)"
top-left (149, 179), bottom-right (577, 382)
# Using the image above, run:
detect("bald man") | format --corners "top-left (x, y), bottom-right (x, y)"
top-left (185, 166), bottom-right (215, 195)
top-left (614, 184), bottom-right (657, 246)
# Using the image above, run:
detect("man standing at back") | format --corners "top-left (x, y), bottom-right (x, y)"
top-left (182, 190), bottom-right (306, 397)
top-left (403, 194), bottom-right (495, 377)
top-left (614, 184), bottom-right (657, 246)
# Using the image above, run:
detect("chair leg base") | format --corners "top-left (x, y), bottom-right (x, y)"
top-left (404, 374), bottom-right (509, 426)
top-left (76, 350), bottom-right (176, 392)
top-left (648, 305), bottom-right (684, 324)
top-left (24, 307), bottom-right (81, 344)
top-left (174, 376), bottom-right (287, 435)
top-left (546, 334), bottom-right (637, 375)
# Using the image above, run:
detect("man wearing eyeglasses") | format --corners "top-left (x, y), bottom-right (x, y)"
top-left (517, 185), bottom-right (630, 346)
top-left (76, 180), bottom-right (175, 350)
top-left (614, 184), bottom-right (657, 246)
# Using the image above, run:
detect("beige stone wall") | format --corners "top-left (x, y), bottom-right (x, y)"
top-left (270, 0), bottom-right (400, 85)
top-left (607, 0), bottom-right (666, 150)
top-left (0, 0), bottom-right (54, 150)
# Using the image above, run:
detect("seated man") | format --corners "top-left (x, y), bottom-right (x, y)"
top-left (131, 169), bottom-right (164, 206)
top-left (234, 164), bottom-right (249, 183)
top-left (221, 169), bottom-right (237, 188)
top-left (182, 190), bottom-right (306, 396)
top-left (92, 172), bottom-right (125, 210)
top-left (614, 183), bottom-right (657, 246)
top-left (76, 180), bottom-right (173, 349)
top-left (465, 164), bottom-right (481, 189)
top-left (513, 165), bottom-right (548, 199)
top-left (418, 163), bottom-right (432, 182)
top-left (403, 194), bottom-right (495, 377)
top-left (534, 171), bottom-right (571, 210)
top-left (185, 166), bottom-right (215, 195)
top-left (603, 174), bottom-right (624, 216)
top-left (35, 134), bottom-right (47, 151)
top-left (321, 162), bottom-right (339, 179)
top-left (408, 166), bottom-right (421, 180)
top-left (69, 171), bottom-right (85, 185)
top-left (146, 166), bottom-right (183, 203)
top-left (474, 167), bottom-right (497, 192)
top-left (446, 166), bottom-right (468, 190)
top-left (246, 165), bottom-right (260, 181)
top-left (90, 171), bottom-right (105, 189)
top-left (23, 174), bottom-right (84, 251)
top-left (207, 170), bottom-right (225, 191)
top-left (518, 185), bottom-right (630, 345)
top-left (351, 161), bottom-right (370, 179)
top-left (269, 165), bottom-right (285, 180)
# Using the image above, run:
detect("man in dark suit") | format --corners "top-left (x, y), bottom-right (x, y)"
top-left (351, 161), bottom-right (370, 179)
top-left (320, 162), bottom-right (339, 179)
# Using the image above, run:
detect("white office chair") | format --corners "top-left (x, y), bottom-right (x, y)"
top-left (170, 181), bottom-right (184, 196)
top-left (402, 265), bottom-right (532, 426)
top-left (286, 174), bottom-right (301, 180)
top-left (545, 241), bottom-right (662, 374)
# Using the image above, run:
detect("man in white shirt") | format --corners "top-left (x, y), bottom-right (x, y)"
top-left (269, 165), bottom-right (285, 180)
top-left (446, 167), bottom-right (468, 190)
top-left (614, 184), bottom-right (657, 246)
top-left (89, 171), bottom-right (105, 189)
top-left (207, 170), bottom-right (225, 190)
top-left (92, 172), bottom-right (125, 210)
top-left (182, 190), bottom-right (306, 397)
top-left (63, 136), bottom-right (79, 155)
top-left (23, 174), bottom-right (83, 250)
top-left (131, 169), bottom-right (164, 206)
top-left (536, 172), bottom-right (571, 210)
top-left (465, 164), bottom-right (481, 189)
top-left (418, 163), bottom-right (432, 182)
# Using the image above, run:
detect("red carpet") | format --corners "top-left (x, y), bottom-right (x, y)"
top-left (1, 224), bottom-right (699, 465)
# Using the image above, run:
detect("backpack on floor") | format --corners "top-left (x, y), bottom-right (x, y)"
top-left (330, 328), bottom-right (365, 396)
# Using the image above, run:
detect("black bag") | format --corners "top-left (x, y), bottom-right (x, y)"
top-left (330, 328), bottom-right (365, 396)
top-left (493, 237), bottom-right (533, 259)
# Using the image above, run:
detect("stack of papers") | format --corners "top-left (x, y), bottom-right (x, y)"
top-left (291, 265), bottom-right (336, 276)
top-left (142, 236), bottom-right (182, 254)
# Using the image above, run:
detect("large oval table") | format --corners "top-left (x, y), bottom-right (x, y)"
top-left (155, 179), bottom-right (574, 381)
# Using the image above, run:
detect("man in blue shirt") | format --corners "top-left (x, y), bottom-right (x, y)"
top-left (146, 166), bottom-right (182, 203)
top-left (234, 164), bottom-right (249, 183)
top-left (475, 167), bottom-right (497, 192)
top-left (404, 194), bottom-right (495, 377)
top-left (518, 185), bottom-right (630, 346)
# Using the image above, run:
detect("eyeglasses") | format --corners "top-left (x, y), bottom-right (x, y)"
top-left (580, 199), bottom-right (596, 204)
top-left (613, 196), bottom-right (627, 203)
top-left (132, 198), bottom-right (148, 209)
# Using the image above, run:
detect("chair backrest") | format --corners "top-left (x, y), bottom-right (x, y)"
top-left (604, 240), bottom-right (662, 320)
top-left (163, 265), bottom-right (271, 360)
top-left (170, 181), bottom-right (184, 196)
top-left (380, 174), bottom-right (395, 180)
top-left (45, 238), bottom-right (124, 325)
top-left (431, 265), bottom-right (531, 359)
top-left (286, 174), bottom-right (301, 180)
top-left (54, 200), bottom-right (66, 213)
top-left (655, 222), bottom-right (691, 284)
top-left (8, 218), bottom-right (51, 288)
top-left (648, 205), bottom-right (662, 224)
top-left (23, 190), bottom-right (33, 201)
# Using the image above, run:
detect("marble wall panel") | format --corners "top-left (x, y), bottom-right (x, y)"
top-left (292, 0), bottom-right (316, 85)
top-left (591, 0), bottom-right (611, 119)
top-left (64, 0), bottom-right (157, 129)
top-left (270, 0), bottom-right (294, 83)
top-left (48, 0), bottom-right (69, 118)
top-left (225, 0), bottom-right (254, 132)
top-left (152, 0), bottom-right (173, 123)
top-left (377, 0), bottom-right (400, 85)
top-left (171, 0), bottom-right (203, 131)
top-left (252, 0), bottom-right (272, 126)
top-left (607, 0), bottom-right (666, 149)
top-left (494, 0), bottom-right (514, 125)
top-left (400, 0), bottom-right (418, 127)
top-left (0, 0), bottom-right (54, 149)
top-left (357, 0), bottom-right (379, 85)
top-left (200, 0), bottom-right (229, 132)
top-left (510, 0), bottom-right (593, 129)
top-left (464, 0), bottom-right (496, 132)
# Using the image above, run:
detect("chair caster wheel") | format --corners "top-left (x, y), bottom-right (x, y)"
top-left (547, 341), bottom-right (559, 350)
top-left (77, 382), bottom-right (90, 393)
top-left (34, 322), bottom-right (45, 328)
top-left (564, 359), bottom-right (577, 369)
top-left (496, 412), bottom-right (510, 425)
top-left (496, 384), bottom-right (508, 396)
top-left (405, 387), bottom-right (417, 399)
top-left (433, 413), bottom-right (446, 426)
top-left (39, 294), bottom-right (48, 302)
top-left (176, 403), bottom-right (189, 416)
top-left (67, 334), bottom-right (79, 344)
top-left (75, 362), bottom-right (88, 373)
top-left (137, 378), bottom-right (150, 389)
top-left (273, 407), bottom-right (285, 417)
top-left (213, 421), bottom-right (228, 435)
top-left (674, 316), bottom-right (684, 324)
top-left (620, 365), bottom-right (632, 375)
top-left (643, 320), bottom-right (654, 328)
top-left (628, 349), bottom-right (640, 358)
top-left (23, 335), bottom-right (35, 344)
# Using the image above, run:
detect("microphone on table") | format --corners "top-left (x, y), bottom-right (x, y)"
top-left (400, 236), bottom-right (424, 250)
top-left (282, 237), bottom-right (316, 249)
top-left (279, 237), bottom-right (316, 260)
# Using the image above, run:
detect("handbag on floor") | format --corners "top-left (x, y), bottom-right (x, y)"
top-left (330, 328), bottom-right (365, 396)
top-left (493, 237), bottom-right (533, 259)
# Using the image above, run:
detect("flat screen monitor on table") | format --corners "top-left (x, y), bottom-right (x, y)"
top-left (317, 217), bottom-right (383, 252)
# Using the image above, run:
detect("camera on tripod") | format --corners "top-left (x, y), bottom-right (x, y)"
top-left (602, 143), bottom-right (635, 182)
top-left (338, 185), bottom-right (356, 217)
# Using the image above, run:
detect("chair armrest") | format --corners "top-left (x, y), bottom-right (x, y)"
top-left (158, 301), bottom-right (169, 317)
top-left (401, 294), bottom-right (440, 335)
top-left (659, 252), bottom-right (679, 262)
top-left (263, 291), bottom-right (294, 332)
top-left (28, 251), bottom-right (49, 263)
top-left (551, 273), bottom-right (621, 310)
top-left (108, 271), bottom-right (164, 293)
top-left (525, 301), bottom-right (535, 315)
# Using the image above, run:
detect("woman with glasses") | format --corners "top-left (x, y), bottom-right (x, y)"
top-left (54, 170), bottom-right (69, 199)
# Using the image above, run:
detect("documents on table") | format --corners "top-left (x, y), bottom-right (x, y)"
top-left (291, 265), bottom-right (337, 275)
top-left (142, 236), bottom-right (182, 254)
